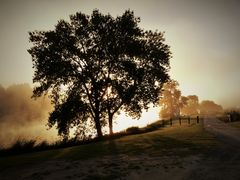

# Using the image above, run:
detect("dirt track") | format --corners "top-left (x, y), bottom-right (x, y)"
top-left (182, 118), bottom-right (240, 180)
top-left (127, 118), bottom-right (240, 180)
top-left (204, 118), bottom-right (240, 145)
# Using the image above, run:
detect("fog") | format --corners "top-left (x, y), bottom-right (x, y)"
top-left (0, 84), bottom-right (58, 148)
top-left (159, 80), bottom-right (224, 119)
top-left (0, 83), bottom-right (159, 148)
top-left (0, 82), bottom-right (233, 148)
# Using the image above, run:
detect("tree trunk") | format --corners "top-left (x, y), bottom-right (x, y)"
top-left (109, 114), bottom-right (113, 136)
top-left (94, 112), bottom-right (103, 139)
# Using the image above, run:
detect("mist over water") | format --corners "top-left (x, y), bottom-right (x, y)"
top-left (0, 84), bottom-right (58, 148)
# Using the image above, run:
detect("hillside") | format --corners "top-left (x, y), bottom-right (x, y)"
top-left (0, 122), bottom-right (226, 179)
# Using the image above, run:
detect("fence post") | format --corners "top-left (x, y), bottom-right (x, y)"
top-left (197, 116), bottom-right (199, 124)
top-left (188, 117), bottom-right (190, 124)
top-left (230, 114), bottom-right (233, 122)
top-left (179, 117), bottom-right (181, 125)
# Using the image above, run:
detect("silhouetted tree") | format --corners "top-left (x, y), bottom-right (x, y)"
top-left (28, 10), bottom-right (171, 139)
top-left (159, 80), bottom-right (182, 119)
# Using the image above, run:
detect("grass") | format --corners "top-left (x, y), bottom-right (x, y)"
top-left (0, 119), bottom-right (176, 157)
top-left (0, 122), bottom-right (221, 170)
top-left (229, 121), bottom-right (240, 129)
top-left (0, 120), bottom-right (166, 157)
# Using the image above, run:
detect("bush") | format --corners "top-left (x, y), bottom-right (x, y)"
top-left (11, 139), bottom-right (36, 152)
top-left (126, 126), bottom-right (142, 134)
top-left (143, 122), bottom-right (162, 132)
top-left (0, 139), bottom-right (36, 156)
top-left (35, 141), bottom-right (49, 151)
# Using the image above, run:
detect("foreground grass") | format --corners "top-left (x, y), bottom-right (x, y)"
top-left (0, 123), bottom-right (221, 170)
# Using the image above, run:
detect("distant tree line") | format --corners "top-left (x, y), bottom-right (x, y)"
top-left (159, 80), bottom-right (224, 119)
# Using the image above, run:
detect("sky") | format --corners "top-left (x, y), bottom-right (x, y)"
top-left (0, 0), bottom-right (240, 109)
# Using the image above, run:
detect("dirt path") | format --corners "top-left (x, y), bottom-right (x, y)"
top-left (127, 118), bottom-right (240, 180)
top-left (184, 118), bottom-right (240, 180)
top-left (203, 117), bottom-right (240, 145)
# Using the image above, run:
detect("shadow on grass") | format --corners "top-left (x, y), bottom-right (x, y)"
top-left (0, 118), bottom-right (205, 158)
top-left (0, 122), bottom-right (221, 172)
top-left (0, 120), bottom-right (165, 157)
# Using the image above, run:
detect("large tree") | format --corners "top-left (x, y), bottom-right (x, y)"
top-left (28, 10), bottom-right (171, 139)
top-left (159, 80), bottom-right (183, 119)
top-left (199, 100), bottom-right (223, 116)
top-left (180, 95), bottom-right (199, 116)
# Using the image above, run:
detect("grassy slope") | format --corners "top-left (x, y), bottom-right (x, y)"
top-left (0, 123), bottom-right (221, 170)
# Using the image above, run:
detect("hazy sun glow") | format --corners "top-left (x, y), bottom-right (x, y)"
top-left (113, 107), bottom-right (160, 132)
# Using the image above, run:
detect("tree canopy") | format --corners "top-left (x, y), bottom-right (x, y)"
top-left (181, 95), bottom-right (199, 116)
top-left (199, 100), bottom-right (223, 116)
top-left (28, 10), bottom-right (171, 139)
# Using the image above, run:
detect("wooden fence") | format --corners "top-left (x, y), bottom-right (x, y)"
top-left (161, 116), bottom-right (202, 126)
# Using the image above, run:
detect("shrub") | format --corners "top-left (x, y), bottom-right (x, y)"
top-left (11, 139), bottom-right (36, 152)
top-left (143, 123), bottom-right (160, 132)
top-left (0, 139), bottom-right (36, 156)
top-left (126, 126), bottom-right (142, 134)
top-left (35, 141), bottom-right (49, 151)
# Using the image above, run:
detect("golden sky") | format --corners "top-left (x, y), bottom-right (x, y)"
top-left (0, 0), bottom-right (239, 108)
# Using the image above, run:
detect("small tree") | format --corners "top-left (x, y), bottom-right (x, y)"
top-left (28, 10), bottom-right (171, 139)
